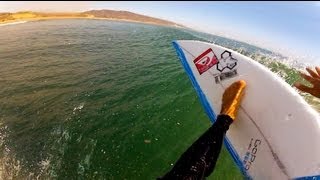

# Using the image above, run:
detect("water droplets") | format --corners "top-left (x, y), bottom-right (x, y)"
top-left (112, 112), bottom-right (119, 116)
top-left (101, 149), bottom-right (106, 154)
top-left (284, 113), bottom-right (292, 121)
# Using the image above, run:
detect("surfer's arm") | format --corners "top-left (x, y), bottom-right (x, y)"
top-left (294, 66), bottom-right (320, 98)
top-left (158, 115), bottom-right (233, 180)
top-left (158, 80), bottom-right (246, 179)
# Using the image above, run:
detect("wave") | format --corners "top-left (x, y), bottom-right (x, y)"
top-left (0, 21), bottom-right (28, 27)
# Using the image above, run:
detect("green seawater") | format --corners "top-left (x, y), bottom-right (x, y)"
top-left (0, 19), bottom-right (317, 179)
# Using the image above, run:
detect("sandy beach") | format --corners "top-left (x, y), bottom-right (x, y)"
top-left (0, 11), bottom-right (184, 28)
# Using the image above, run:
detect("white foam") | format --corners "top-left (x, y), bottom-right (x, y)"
top-left (73, 103), bottom-right (84, 112)
top-left (0, 21), bottom-right (28, 27)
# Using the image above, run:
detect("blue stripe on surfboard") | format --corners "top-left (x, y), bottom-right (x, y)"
top-left (294, 175), bottom-right (320, 180)
top-left (172, 41), bottom-right (252, 179)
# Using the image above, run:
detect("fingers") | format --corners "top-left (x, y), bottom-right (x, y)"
top-left (293, 82), bottom-right (313, 93)
top-left (295, 67), bottom-right (320, 98)
top-left (300, 72), bottom-right (318, 84)
top-left (315, 67), bottom-right (320, 76)
top-left (306, 67), bottom-right (320, 79)
top-left (294, 82), bottom-right (320, 98)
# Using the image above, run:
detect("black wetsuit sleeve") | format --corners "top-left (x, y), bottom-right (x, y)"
top-left (158, 114), bottom-right (233, 180)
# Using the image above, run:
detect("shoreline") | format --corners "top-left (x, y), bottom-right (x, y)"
top-left (0, 17), bottom-right (184, 28)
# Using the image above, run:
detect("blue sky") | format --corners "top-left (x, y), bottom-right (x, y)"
top-left (1, 1), bottom-right (319, 64)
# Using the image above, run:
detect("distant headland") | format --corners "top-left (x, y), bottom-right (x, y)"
top-left (0, 10), bottom-right (184, 28)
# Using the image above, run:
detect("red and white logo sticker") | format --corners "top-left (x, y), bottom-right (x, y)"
top-left (193, 48), bottom-right (218, 75)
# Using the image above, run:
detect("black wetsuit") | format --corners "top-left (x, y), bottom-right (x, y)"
top-left (158, 115), bottom-right (233, 180)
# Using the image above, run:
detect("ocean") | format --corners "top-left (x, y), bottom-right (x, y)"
top-left (0, 19), bottom-right (318, 179)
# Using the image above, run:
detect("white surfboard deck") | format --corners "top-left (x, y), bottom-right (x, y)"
top-left (172, 40), bottom-right (320, 180)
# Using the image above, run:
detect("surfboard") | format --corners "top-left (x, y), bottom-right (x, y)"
top-left (172, 40), bottom-right (320, 180)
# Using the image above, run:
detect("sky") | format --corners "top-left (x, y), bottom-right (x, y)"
top-left (1, 1), bottom-right (319, 64)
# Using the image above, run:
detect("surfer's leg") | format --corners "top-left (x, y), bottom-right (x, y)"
top-left (158, 80), bottom-right (246, 179)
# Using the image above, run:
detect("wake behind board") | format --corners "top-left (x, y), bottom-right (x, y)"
top-left (172, 40), bottom-right (320, 180)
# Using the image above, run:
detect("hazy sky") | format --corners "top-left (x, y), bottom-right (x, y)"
top-left (1, 1), bottom-right (319, 64)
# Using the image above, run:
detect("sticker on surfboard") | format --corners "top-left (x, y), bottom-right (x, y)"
top-left (193, 48), bottom-right (238, 83)
top-left (193, 48), bottom-right (219, 75)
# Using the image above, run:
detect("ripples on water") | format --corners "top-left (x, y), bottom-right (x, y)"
top-left (0, 19), bottom-right (316, 179)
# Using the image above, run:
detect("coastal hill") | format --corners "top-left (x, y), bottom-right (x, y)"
top-left (0, 10), bottom-right (184, 28)
top-left (84, 10), bottom-right (182, 27)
